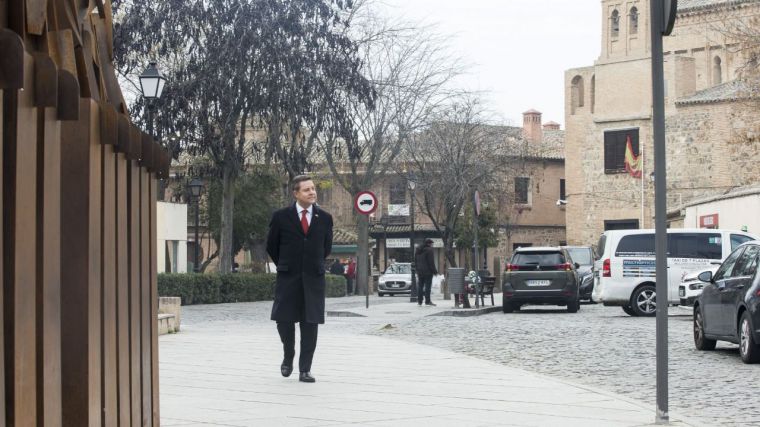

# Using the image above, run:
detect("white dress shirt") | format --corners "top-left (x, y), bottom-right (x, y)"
top-left (296, 202), bottom-right (313, 226)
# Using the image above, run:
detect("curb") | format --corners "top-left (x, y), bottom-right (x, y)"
top-left (326, 310), bottom-right (367, 317)
top-left (428, 306), bottom-right (502, 317)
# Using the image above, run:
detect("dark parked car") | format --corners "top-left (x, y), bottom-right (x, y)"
top-left (693, 241), bottom-right (760, 363)
top-left (563, 245), bottom-right (595, 301)
top-left (502, 247), bottom-right (581, 313)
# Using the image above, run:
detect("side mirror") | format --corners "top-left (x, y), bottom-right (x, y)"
top-left (574, 262), bottom-right (581, 269)
top-left (697, 271), bottom-right (713, 283)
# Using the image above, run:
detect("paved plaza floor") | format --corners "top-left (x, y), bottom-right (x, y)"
top-left (159, 296), bottom-right (700, 426)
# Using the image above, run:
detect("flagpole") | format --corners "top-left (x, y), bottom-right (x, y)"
top-left (641, 140), bottom-right (645, 228)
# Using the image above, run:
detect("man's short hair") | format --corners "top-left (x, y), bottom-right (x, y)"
top-left (291, 175), bottom-right (313, 192)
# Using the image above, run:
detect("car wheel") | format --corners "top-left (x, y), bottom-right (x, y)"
top-left (567, 298), bottom-right (579, 313)
top-left (693, 307), bottom-right (716, 351)
top-left (378, 292), bottom-right (384, 297)
top-left (630, 285), bottom-right (657, 317)
top-left (739, 311), bottom-right (760, 363)
top-left (502, 301), bottom-right (515, 313)
top-left (622, 305), bottom-right (636, 316)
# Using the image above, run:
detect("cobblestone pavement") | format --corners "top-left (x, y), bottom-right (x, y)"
top-left (179, 297), bottom-right (751, 426)
top-left (371, 303), bottom-right (758, 427)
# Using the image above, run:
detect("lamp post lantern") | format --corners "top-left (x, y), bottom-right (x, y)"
top-left (139, 62), bottom-right (167, 137)
top-left (408, 175), bottom-right (417, 303)
top-left (188, 178), bottom-right (204, 272)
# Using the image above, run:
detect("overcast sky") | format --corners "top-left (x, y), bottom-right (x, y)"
top-left (380, 0), bottom-right (602, 128)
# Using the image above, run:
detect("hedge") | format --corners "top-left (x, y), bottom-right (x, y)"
top-left (158, 273), bottom-right (347, 305)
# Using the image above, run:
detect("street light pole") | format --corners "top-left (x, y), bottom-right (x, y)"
top-left (188, 178), bottom-right (204, 273)
top-left (408, 175), bottom-right (417, 303)
top-left (194, 197), bottom-right (200, 272)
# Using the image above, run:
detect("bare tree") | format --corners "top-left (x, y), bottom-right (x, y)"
top-left (317, 2), bottom-right (462, 294)
top-left (114, 0), bottom-right (373, 273)
top-left (721, 12), bottom-right (760, 89)
top-left (404, 95), bottom-right (522, 269)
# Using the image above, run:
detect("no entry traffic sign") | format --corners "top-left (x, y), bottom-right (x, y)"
top-left (354, 191), bottom-right (378, 215)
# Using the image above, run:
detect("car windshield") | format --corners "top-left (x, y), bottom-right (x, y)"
top-left (386, 264), bottom-right (411, 274)
top-left (566, 248), bottom-right (593, 265)
top-left (511, 252), bottom-right (565, 266)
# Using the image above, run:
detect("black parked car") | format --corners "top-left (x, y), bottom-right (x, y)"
top-left (502, 247), bottom-right (581, 313)
top-left (693, 241), bottom-right (760, 363)
top-left (562, 246), bottom-right (595, 301)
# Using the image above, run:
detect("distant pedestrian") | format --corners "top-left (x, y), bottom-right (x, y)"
top-left (415, 238), bottom-right (438, 306)
top-left (346, 258), bottom-right (356, 295)
top-left (329, 259), bottom-right (344, 276)
top-left (267, 175), bottom-right (333, 383)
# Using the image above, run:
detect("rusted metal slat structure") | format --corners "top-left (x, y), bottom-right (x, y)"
top-left (1, 0), bottom-right (170, 425)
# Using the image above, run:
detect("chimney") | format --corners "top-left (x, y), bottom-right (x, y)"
top-left (543, 121), bottom-right (561, 131)
top-left (522, 109), bottom-right (542, 143)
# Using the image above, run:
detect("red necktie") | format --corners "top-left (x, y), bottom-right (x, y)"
top-left (301, 209), bottom-right (309, 234)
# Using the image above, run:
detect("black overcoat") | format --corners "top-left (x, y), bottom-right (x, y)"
top-left (267, 204), bottom-right (333, 324)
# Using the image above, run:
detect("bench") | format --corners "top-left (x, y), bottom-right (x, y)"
top-left (466, 276), bottom-right (496, 306)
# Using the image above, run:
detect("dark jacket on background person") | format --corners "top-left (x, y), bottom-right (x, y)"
top-left (415, 243), bottom-right (438, 277)
top-left (329, 260), bottom-right (345, 276)
top-left (267, 204), bottom-right (333, 324)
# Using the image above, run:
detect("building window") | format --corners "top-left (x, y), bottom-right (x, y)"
top-left (571, 75), bottom-right (584, 114)
top-left (713, 56), bottom-right (722, 85)
top-left (559, 179), bottom-right (566, 201)
top-left (611, 10), bottom-right (620, 38)
top-left (629, 7), bottom-right (639, 34)
top-left (604, 129), bottom-right (639, 173)
top-left (604, 219), bottom-right (640, 231)
top-left (515, 177), bottom-right (530, 204)
top-left (320, 186), bottom-right (333, 205)
top-left (590, 75), bottom-right (596, 114)
top-left (389, 179), bottom-right (406, 204)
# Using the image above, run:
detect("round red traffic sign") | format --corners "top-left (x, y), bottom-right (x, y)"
top-left (354, 191), bottom-right (378, 215)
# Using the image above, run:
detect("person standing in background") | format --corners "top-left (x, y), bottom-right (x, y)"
top-left (415, 238), bottom-right (438, 306)
top-left (346, 258), bottom-right (356, 295)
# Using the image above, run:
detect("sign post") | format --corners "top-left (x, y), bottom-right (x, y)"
top-left (354, 191), bottom-right (378, 308)
top-left (651, 0), bottom-right (677, 423)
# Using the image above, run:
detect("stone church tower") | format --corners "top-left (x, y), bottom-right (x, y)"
top-left (564, 0), bottom-right (760, 245)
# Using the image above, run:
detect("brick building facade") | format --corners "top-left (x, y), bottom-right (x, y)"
top-left (316, 110), bottom-right (567, 274)
top-left (564, 0), bottom-right (760, 246)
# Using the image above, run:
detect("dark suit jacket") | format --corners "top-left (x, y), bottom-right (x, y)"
top-left (267, 204), bottom-right (333, 324)
top-left (415, 245), bottom-right (438, 277)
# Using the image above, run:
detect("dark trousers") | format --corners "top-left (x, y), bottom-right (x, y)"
top-left (346, 277), bottom-right (354, 295)
top-left (417, 274), bottom-right (433, 304)
top-left (277, 321), bottom-right (318, 373)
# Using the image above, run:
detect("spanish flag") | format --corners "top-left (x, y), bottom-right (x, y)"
top-left (624, 135), bottom-right (641, 178)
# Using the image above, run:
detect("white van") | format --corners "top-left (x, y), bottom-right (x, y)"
top-left (592, 228), bottom-right (757, 316)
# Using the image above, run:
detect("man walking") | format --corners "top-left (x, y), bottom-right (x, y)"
top-left (267, 175), bottom-right (333, 383)
top-left (415, 238), bottom-right (438, 306)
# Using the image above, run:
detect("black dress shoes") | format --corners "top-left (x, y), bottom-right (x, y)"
top-left (299, 372), bottom-right (316, 383)
top-left (280, 359), bottom-right (293, 377)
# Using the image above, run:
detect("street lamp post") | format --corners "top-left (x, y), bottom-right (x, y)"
top-left (188, 178), bottom-right (204, 272)
top-left (408, 175), bottom-right (417, 303)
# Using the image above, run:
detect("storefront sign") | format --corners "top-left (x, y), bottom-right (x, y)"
top-left (699, 213), bottom-right (719, 229)
top-left (385, 238), bottom-right (444, 248)
top-left (387, 204), bottom-right (409, 216)
top-left (386, 238), bottom-right (410, 248)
